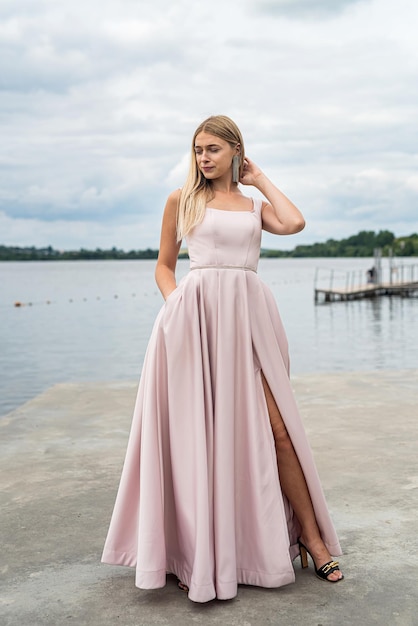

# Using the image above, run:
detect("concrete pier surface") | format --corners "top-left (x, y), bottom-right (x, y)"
top-left (1, 370), bottom-right (417, 626)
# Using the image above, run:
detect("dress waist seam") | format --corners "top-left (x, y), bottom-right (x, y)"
top-left (190, 265), bottom-right (257, 273)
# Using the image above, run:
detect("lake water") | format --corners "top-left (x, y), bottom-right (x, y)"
top-left (1, 258), bottom-right (417, 417)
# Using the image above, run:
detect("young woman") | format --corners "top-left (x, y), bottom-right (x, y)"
top-left (102, 115), bottom-right (343, 603)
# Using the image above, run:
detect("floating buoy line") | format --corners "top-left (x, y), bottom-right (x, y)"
top-left (11, 292), bottom-right (160, 308)
top-left (9, 277), bottom-right (311, 308)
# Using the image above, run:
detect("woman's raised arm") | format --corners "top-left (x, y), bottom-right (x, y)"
top-left (240, 157), bottom-right (305, 235)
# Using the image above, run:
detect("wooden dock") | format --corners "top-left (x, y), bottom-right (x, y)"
top-left (314, 263), bottom-right (418, 303)
top-left (315, 281), bottom-right (418, 303)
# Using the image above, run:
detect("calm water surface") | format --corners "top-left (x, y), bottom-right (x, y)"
top-left (1, 258), bottom-right (417, 416)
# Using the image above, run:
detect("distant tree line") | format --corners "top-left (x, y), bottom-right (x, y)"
top-left (0, 245), bottom-right (161, 261)
top-left (262, 231), bottom-right (418, 258)
top-left (1, 231), bottom-right (418, 261)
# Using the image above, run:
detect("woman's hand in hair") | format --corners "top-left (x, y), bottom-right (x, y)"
top-left (239, 157), bottom-right (265, 187)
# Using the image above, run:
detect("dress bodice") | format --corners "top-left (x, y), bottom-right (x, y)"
top-left (186, 198), bottom-right (263, 272)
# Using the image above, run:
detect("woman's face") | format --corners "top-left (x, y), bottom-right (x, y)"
top-left (194, 131), bottom-right (238, 181)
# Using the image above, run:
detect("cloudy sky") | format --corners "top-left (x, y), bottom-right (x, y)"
top-left (1, 0), bottom-right (417, 251)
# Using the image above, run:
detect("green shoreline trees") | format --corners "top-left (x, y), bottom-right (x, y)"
top-left (1, 230), bottom-right (418, 261)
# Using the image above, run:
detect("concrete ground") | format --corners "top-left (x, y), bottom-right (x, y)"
top-left (1, 370), bottom-right (417, 626)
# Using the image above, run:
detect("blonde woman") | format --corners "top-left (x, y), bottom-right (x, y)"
top-left (102, 115), bottom-right (343, 603)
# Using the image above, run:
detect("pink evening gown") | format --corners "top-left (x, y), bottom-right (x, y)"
top-left (102, 198), bottom-right (342, 603)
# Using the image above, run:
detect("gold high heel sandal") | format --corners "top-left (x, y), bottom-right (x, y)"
top-left (298, 540), bottom-right (344, 583)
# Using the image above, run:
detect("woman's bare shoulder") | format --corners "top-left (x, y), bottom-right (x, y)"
top-left (163, 189), bottom-right (181, 215)
top-left (167, 188), bottom-right (182, 202)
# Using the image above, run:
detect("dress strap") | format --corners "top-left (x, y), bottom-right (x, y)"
top-left (252, 197), bottom-right (263, 215)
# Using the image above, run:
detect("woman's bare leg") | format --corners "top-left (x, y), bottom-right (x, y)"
top-left (261, 372), bottom-right (343, 581)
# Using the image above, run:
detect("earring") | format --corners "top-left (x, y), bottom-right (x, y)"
top-left (232, 155), bottom-right (240, 183)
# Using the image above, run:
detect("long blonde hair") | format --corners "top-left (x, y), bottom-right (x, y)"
top-left (176, 115), bottom-right (245, 241)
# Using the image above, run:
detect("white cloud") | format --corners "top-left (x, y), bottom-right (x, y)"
top-left (0, 0), bottom-right (417, 250)
top-left (165, 153), bottom-right (190, 188)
